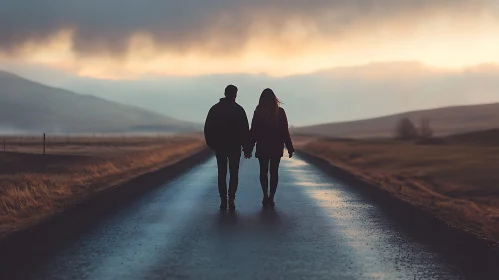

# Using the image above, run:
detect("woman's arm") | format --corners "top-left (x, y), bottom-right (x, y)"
top-left (280, 108), bottom-right (295, 156)
top-left (248, 111), bottom-right (259, 154)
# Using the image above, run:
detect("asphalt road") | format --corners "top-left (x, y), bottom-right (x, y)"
top-left (4, 155), bottom-right (476, 279)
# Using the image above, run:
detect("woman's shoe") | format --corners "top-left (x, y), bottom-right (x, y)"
top-left (220, 197), bottom-right (228, 211)
top-left (228, 197), bottom-right (236, 212)
top-left (262, 197), bottom-right (269, 208)
top-left (268, 197), bottom-right (275, 208)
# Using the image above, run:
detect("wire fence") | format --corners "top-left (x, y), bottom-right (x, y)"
top-left (0, 133), bottom-right (178, 155)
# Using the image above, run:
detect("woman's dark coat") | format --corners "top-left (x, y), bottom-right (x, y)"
top-left (249, 107), bottom-right (294, 158)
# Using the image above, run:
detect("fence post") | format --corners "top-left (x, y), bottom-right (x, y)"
top-left (43, 133), bottom-right (46, 155)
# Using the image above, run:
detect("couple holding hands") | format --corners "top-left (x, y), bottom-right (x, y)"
top-left (204, 85), bottom-right (294, 211)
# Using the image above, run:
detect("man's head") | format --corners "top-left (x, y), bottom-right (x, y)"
top-left (224, 85), bottom-right (238, 99)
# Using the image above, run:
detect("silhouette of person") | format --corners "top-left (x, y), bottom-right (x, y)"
top-left (249, 88), bottom-right (294, 208)
top-left (204, 85), bottom-right (252, 211)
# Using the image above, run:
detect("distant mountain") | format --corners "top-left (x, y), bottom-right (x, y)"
top-left (0, 71), bottom-right (200, 133)
top-left (294, 103), bottom-right (499, 138)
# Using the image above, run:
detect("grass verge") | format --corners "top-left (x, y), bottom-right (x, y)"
top-left (299, 138), bottom-right (499, 243)
top-left (0, 135), bottom-right (206, 239)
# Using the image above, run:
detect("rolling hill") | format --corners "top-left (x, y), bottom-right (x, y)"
top-left (295, 103), bottom-right (499, 138)
top-left (446, 128), bottom-right (499, 146)
top-left (0, 71), bottom-right (200, 133)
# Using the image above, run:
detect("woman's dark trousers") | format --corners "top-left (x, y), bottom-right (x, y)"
top-left (258, 157), bottom-right (281, 198)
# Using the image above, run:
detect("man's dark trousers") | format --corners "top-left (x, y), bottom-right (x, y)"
top-left (215, 150), bottom-right (241, 199)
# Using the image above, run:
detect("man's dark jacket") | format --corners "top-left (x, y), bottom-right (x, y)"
top-left (204, 98), bottom-right (251, 154)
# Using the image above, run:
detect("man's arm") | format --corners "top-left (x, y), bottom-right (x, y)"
top-left (240, 108), bottom-right (252, 156)
top-left (204, 107), bottom-right (216, 149)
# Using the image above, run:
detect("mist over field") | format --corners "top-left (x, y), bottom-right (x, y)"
top-left (3, 62), bottom-right (499, 127)
top-left (0, 70), bottom-right (199, 133)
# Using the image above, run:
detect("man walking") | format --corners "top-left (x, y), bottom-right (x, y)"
top-left (204, 85), bottom-right (251, 211)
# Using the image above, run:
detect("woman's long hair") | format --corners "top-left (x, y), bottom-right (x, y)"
top-left (255, 88), bottom-right (281, 126)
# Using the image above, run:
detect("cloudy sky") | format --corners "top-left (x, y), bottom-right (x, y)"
top-left (1, 0), bottom-right (499, 125)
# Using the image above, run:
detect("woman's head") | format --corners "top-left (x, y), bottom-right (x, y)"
top-left (258, 88), bottom-right (281, 110)
top-left (256, 88), bottom-right (281, 124)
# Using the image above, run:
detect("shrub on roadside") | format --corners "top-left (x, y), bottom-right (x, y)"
top-left (395, 118), bottom-right (418, 140)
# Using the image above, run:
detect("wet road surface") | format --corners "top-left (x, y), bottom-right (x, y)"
top-left (10, 155), bottom-right (467, 279)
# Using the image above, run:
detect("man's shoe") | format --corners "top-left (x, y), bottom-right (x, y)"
top-left (228, 197), bottom-right (236, 211)
top-left (220, 197), bottom-right (228, 211)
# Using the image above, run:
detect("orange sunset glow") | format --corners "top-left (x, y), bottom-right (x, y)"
top-left (1, 0), bottom-right (499, 79)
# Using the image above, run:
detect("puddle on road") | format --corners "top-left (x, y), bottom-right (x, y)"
top-left (293, 182), bottom-right (335, 187)
top-left (282, 157), bottom-right (307, 167)
top-left (281, 156), bottom-right (461, 279)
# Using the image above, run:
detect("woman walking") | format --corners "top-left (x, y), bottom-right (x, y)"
top-left (249, 88), bottom-right (294, 208)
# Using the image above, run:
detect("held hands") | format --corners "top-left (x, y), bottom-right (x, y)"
top-left (244, 153), bottom-right (252, 159)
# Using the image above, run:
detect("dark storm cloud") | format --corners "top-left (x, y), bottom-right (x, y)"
top-left (0, 0), bottom-right (491, 56)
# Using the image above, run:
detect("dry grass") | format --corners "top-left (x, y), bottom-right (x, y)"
top-left (299, 138), bottom-right (499, 242)
top-left (0, 135), bottom-right (206, 238)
